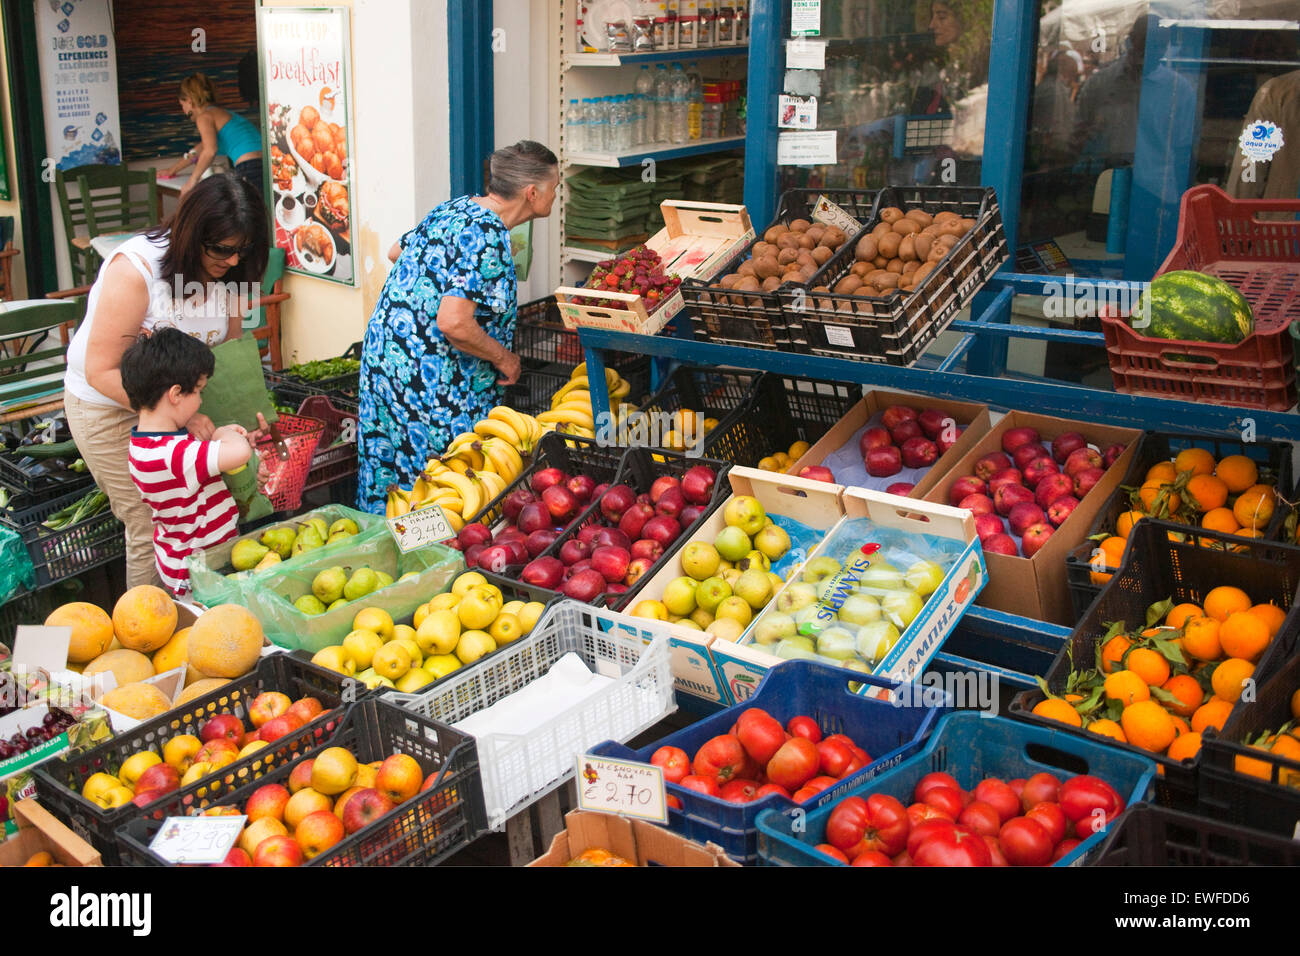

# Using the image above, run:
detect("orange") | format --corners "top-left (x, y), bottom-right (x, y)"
top-left (1234, 528), bottom-right (1264, 539)
top-left (1165, 603), bottom-right (1203, 629)
top-left (1191, 697), bottom-right (1234, 734)
top-left (1215, 455), bottom-right (1258, 493)
top-left (1181, 616), bottom-right (1222, 661)
top-left (1174, 447), bottom-right (1216, 477)
top-left (22, 851), bottom-right (53, 867)
top-left (1140, 480), bottom-right (1180, 515)
top-left (1185, 474), bottom-right (1229, 513)
top-left (1219, 611), bottom-right (1270, 662)
top-left (1031, 697), bottom-right (1082, 727)
top-left (1199, 507), bottom-right (1238, 535)
top-left (1089, 536), bottom-right (1127, 585)
top-left (1171, 715), bottom-right (1192, 736)
top-left (1210, 657), bottom-right (1255, 703)
top-left (1234, 744), bottom-right (1275, 780)
top-left (1104, 669), bottom-right (1150, 706)
top-left (1115, 510), bottom-right (1145, 539)
top-left (1145, 461), bottom-right (1178, 484)
top-left (1247, 603), bottom-right (1287, 639)
top-left (1126, 647), bottom-right (1171, 688)
top-left (1121, 700), bottom-right (1178, 754)
top-left (1101, 634), bottom-right (1133, 674)
top-left (1270, 734), bottom-right (1300, 764)
top-left (1086, 719), bottom-right (1127, 743)
top-left (1161, 673), bottom-right (1204, 717)
top-left (1203, 585), bottom-right (1252, 622)
top-left (1167, 732), bottom-right (1203, 762)
top-left (1232, 485), bottom-right (1275, 531)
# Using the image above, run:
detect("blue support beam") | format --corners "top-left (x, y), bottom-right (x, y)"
top-left (448, 0), bottom-right (494, 197)
top-left (742, 0), bottom-right (785, 227)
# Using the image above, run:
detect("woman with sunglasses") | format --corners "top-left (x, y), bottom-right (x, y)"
top-left (63, 173), bottom-right (270, 588)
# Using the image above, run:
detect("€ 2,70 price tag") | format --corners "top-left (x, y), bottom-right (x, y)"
top-left (148, 815), bottom-right (246, 865)
top-left (576, 755), bottom-right (667, 823)
top-left (387, 506), bottom-right (456, 553)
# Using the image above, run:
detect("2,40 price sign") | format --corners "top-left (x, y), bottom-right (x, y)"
top-left (576, 755), bottom-right (667, 823)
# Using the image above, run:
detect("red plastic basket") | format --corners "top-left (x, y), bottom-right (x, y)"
top-left (256, 413), bottom-right (325, 511)
top-left (1101, 185), bottom-right (1300, 411)
top-left (296, 395), bottom-right (358, 491)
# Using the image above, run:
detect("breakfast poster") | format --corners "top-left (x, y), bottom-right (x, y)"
top-left (257, 5), bottom-right (356, 285)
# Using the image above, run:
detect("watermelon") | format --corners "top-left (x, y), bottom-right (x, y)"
top-left (1130, 271), bottom-right (1254, 343)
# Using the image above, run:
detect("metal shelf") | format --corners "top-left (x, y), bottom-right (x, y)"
top-left (565, 135), bottom-right (746, 168)
top-left (564, 46), bottom-right (748, 69)
top-left (561, 245), bottom-right (615, 264)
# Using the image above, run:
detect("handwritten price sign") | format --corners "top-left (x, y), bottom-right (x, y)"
top-left (576, 755), bottom-right (667, 823)
top-left (387, 506), bottom-right (456, 553)
top-left (148, 815), bottom-right (246, 864)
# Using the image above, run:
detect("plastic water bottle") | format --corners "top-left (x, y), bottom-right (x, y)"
top-left (669, 64), bottom-right (690, 144)
top-left (566, 98), bottom-right (585, 152)
top-left (687, 62), bottom-right (703, 140)
top-left (585, 97), bottom-right (607, 152)
top-left (634, 65), bottom-right (655, 144)
top-left (612, 97), bottom-right (631, 153)
top-left (653, 64), bottom-right (672, 144)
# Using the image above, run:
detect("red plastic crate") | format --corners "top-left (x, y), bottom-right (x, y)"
top-left (256, 413), bottom-right (325, 511)
top-left (296, 395), bottom-right (358, 492)
top-left (1101, 185), bottom-right (1300, 411)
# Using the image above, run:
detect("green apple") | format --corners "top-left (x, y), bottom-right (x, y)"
top-left (856, 621), bottom-right (901, 663)
top-left (838, 593), bottom-right (882, 626)
top-left (680, 542), bottom-right (721, 581)
top-left (881, 590), bottom-right (925, 629)
top-left (801, 555), bottom-right (842, 584)
top-left (775, 581), bottom-right (817, 614)
top-left (737, 550), bottom-right (771, 573)
top-left (859, 566), bottom-right (907, 592)
top-left (723, 495), bottom-right (767, 537)
top-left (816, 626), bottom-right (859, 661)
top-left (706, 617), bottom-right (745, 643)
top-left (904, 560), bottom-right (945, 597)
top-left (733, 568), bottom-right (773, 611)
top-left (754, 524), bottom-right (792, 561)
top-left (713, 526), bottom-right (753, 563)
top-left (751, 612), bottom-right (796, 645)
top-left (774, 637), bottom-right (818, 661)
top-left (715, 596), bottom-right (753, 628)
top-left (689, 606), bottom-right (715, 630)
top-left (695, 576), bottom-right (732, 614)
top-left (662, 576), bottom-right (699, 617)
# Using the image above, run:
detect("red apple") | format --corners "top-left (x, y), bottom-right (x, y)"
top-left (521, 556), bottom-right (564, 589)
top-left (502, 487), bottom-right (537, 522)
top-left (881, 405), bottom-right (919, 430)
top-left (994, 482), bottom-right (1035, 516)
top-left (295, 809), bottom-right (345, 860)
top-left (959, 493), bottom-right (995, 516)
top-left (937, 432), bottom-right (958, 454)
top-left (918, 409), bottom-right (949, 440)
top-left (531, 467), bottom-right (567, 494)
top-left (516, 501), bottom-right (553, 536)
top-left (681, 466), bottom-right (717, 505)
top-left (249, 692), bottom-right (291, 729)
top-left (567, 474), bottom-right (596, 503)
top-left (542, 485), bottom-right (580, 522)
top-left (1034, 473), bottom-right (1076, 510)
top-left (625, 556), bottom-right (655, 586)
top-left (475, 543), bottom-right (514, 574)
top-left (649, 476), bottom-right (680, 503)
top-left (987, 469), bottom-right (1024, 495)
top-left (591, 546), bottom-right (631, 583)
top-left (246, 783), bottom-right (292, 823)
top-left (1102, 443), bottom-right (1126, 469)
top-left (1013, 442), bottom-right (1051, 472)
top-left (565, 559), bottom-right (593, 580)
top-left (974, 452), bottom-right (1013, 482)
top-left (463, 543), bottom-right (486, 567)
top-left (1001, 427), bottom-right (1041, 456)
top-left (642, 515), bottom-right (682, 549)
top-left (200, 714), bottom-right (244, 745)
top-left (656, 486), bottom-right (687, 519)
top-left (562, 568), bottom-right (608, 602)
top-left (578, 524), bottom-right (603, 546)
top-left (1021, 522), bottom-right (1055, 557)
top-left (1047, 495), bottom-right (1079, 527)
top-left (1051, 432), bottom-right (1087, 464)
top-left (341, 788), bottom-right (396, 836)
top-left (592, 527), bottom-right (632, 552)
top-left (1064, 447), bottom-right (1103, 477)
top-left (135, 762), bottom-right (181, 797)
top-left (859, 427), bottom-right (893, 456)
top-left (600, 485), bottom-right (637, 523)
top-left (1022, 457), bottom-right (1060, 489)
top-left (799, 465), bottom-right (835, 482)
top-left (525, 528), bottom-right (560, 558)
top-left (286, 698), bottom-right (323, 725)
top-left (259, 715), bottom-right (303, 744)
top-left (866, 445), bottom-right (903, 478)
top-left (890, 420), bottom-right (923, 445)
top-left (901, 437), bottom-right (939, 469)
top-left (253, 834), bottom-right (304, 867)
top-left (680, 505), bottom-right (705, 526)
top-left (983, 533), bottom-right (1019, 555)
top-left (975, 514), bottom-right (1006, 542)
top-left (636, 492), bottom-right (653, 507)
top-left (1008, 502), bottom-right (1047, 537)
top-left (213, 847), bottom-right (252, 867)
top-left (630, 539), bottom-right (663, 562)
top-left (948, 475), bottom-right (987, 507)
top-left (1073, 467), bottom-right (1105, 499)
top-left (618, 502), bottom-right (655, 540)
top-left (886, 482), bottom-right (916, 496)
top-left (558, 539), bottom-right (591, 567)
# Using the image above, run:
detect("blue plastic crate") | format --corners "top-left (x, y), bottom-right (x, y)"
top-left (755, 711), bottom-right (1158, 867)
top-left (590, 660), bottom-right (947, 865)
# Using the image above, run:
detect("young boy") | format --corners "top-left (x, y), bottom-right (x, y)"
top-left (121, 328), bottom-right (252, 597)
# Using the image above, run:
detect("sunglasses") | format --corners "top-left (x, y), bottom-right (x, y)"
top-left (204, 240), bottom-right (255, 259)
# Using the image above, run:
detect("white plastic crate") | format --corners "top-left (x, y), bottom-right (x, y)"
top-left (390, 600), bottom-right (676, 830)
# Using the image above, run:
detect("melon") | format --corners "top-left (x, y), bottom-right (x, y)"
top-left (45, 602), bottom-right (114, 664)
top-left (151, 626), bottom-right (203, 682)
top-left (188, 605), bottom-right (264, 678)
top-left (112, 586), bottom-right (178, 653)
top-left (82, 649), bottom-right (155, 687)
top-left (101, 682), bottom-right (172, 720)
top-left (173, 677), bottom-right (230, 707)
top-left (1131, 270), bottom-right (1254, 343)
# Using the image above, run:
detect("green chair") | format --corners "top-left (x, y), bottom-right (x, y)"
top-left (0, 217), bottom-right (20, 302)
top-left (0, 299), bottom-right (81, 424)
top-left (54, 164), bottom-right (161, 285)
top-left (249, 246), bottom-right (290, 371)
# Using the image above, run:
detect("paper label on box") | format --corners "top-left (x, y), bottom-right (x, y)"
top-left (387, 507), bottom-right (455, 552)
top-left (812, 195), bottom-right (863, 233)
top-left (149, 815), bottom-right (246, 864)
top-left (777, 130), bottom-right (837, 165)
top-left (823, 324), bottom-right (855, 348)
top-left (576, 755), bottom-right (667, 823)
top-left (790, 0), bottom-right (821, 35)
top-left (778, 94), bottom-right (818, 130)
top-left (786, 36), bottom-right (826, 69)
top-left (13, 626), bottom-right (70, 674)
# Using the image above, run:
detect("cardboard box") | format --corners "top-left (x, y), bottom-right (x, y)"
top-left (0, 799), bottom-right (101, 866)
top-left (528, 810), bottom-right (739, 867)
top-left (922, 411), bottom-right (1140, 625)
top-left (635, 466), bottom-right (847, 705)
top-left (708, 487), bottom-right (986, 700)
top-left (791, 390), bottom-right (992, 499)
top-left (556, 201), bottom-right (754, 336)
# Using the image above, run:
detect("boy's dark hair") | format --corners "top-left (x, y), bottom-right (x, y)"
top-left (120, 328), bottom-right (215, 412)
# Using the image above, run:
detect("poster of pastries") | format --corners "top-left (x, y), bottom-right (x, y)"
top-left (258, 5), bottom-right (356, 285)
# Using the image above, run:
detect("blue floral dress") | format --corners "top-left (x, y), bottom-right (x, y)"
top-left (356, 196), bottom-right (516, 513)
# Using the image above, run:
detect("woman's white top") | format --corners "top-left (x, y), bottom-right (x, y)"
top-left (64, 232), bottom-right (231, 408)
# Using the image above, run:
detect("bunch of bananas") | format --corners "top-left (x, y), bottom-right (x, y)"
top-left (535, 363), bottom-right (634, 439)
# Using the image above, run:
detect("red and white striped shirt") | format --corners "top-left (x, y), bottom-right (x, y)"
top-left (129, 429), bottom-right (240, 596)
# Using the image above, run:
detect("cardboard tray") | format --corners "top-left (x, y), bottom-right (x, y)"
top-left (528, 810), bottom-right (739, 867)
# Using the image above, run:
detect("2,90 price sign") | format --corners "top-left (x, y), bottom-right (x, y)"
top-left (576, 755), bottom-right (668, 823)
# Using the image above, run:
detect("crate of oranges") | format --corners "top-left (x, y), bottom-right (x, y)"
top-left (1065, 432), bottom-right (1293, 620)
top-left (1199, 648), bottom-right (1300, 838)
top-left (1013, 519), bottom-right (1300, 810)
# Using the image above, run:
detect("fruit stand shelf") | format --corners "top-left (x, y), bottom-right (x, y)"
top-left (566, 135), bottom-right (747, 168)
top-left (561, 245), bottom-right (616, 265)
top-left (563, 47), bottom-right (748, 70)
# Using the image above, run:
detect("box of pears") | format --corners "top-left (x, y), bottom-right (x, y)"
top-left (707, 487), bottom-right (986, 701)
top-left (186, 505), bottom-right (388, 608)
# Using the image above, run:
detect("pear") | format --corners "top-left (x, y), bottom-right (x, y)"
top-left (343, 567), bottom-right (379, 601)
top-left (327, 599), bottom-right (348, 611)
top-left (306, 517), bottom-right (330, 542)
top-left (231, 538), bottom-right (270, 571)
top-left (254, 551), bottom-right (283, 572)
top-left (293, 526), bottom-right (324, 555)
top-left (294, 594), bottom-right (327, 616)
top-left (329, 518), bottom-right (360, 536)
top-left (260, 526), bottom-right (296, 559)
top-left (326, 531), bottom-right (353, 545)
top-left (398, 571), bottom-right (419, 583)
top-left (312, 565), bottom-right (348, 604)
top-left (374, 571), bottom-right (394, 589)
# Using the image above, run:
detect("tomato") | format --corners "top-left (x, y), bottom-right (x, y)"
top-left (826, 794), bottom-right (909, 856)
top-left (678, 775), bottom-right (720, 797)
top-left (805, 775), bottom-right (838, 791)
top-left (693, 735), bottom-right (746, 783)
top-left (972, 778), bottom-right (1021, 823)
top-left (851, 850), bottom-right (894, 866)
top-left (907, 802), bottom-right (954, 827)
top-left (912, 826), bottom-right (992, 866)
top-left (922, 786), bottom-right (966, 819)
top-left (892, 851), bottom-right (913, 866)
top-left (1020, 771), bottom-right (1061, 811)
top-left (823, 733), bottom-right (856, 749)
top-left (754, 782), bottom-right (791, 801)
top-left (816, 740), bottom-right (855, 778)
top-left (1058, 775), bottom-right (1125, 838)
top-left (649, 746), bottom-right (690, 785)
top-left (842, 756), bottom-right (866, 778)
top-left (907, 818), bottom-right (957, 858)
top-left (956, 800), bottom-right (1002, 837)
top-left (1007, 777), bottom-right (1027, 802)
top-left (1025, 801), bottom-right (1067, 845)
top-left (825, 796), bottom-right (871, 850)
top-left (998, 816), bottom-right (1053, 867)
top-left (736, 710), bottom-right (786, 765)
top-left (913, 771), bottom-right (962, 804)
top-left (849, 746), bottom-right (872, 766)
top-left (719, 779), bottom-right (761, 803)
top-left (666, 795), bottom-right (682, 810)
top-left (787, 715), bottom-right (823, 744)
top-left (815, 843), bottom-right (849, 863)
top-left (792, 786), bottom-right (821, 803)
top-left (1051, 837), bottom-right (1082, 863)
top-left (766, 737), bottom-right (820, 791)
top-left (737, 706), bottom-right (776, 726)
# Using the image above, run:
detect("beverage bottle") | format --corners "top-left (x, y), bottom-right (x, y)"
top-left (566, 98), bottom-right (585, 152)
top-left (591, 97), bottom-right (609, 152)
top-left (653, 64), bottom-right (672, 143)
top-left (687, 62), bottom-right (703, 140)
top-left (634, 65), bottom-right (655, 144)
top-left (669, 63), bottom-right (689, 143)
top-left (613, 96), bottom-right (631, 152)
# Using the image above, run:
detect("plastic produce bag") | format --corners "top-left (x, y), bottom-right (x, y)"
top-left (768, 512), bottom-right (825, 580)
top-left (244, 533), bottom-right (464, 653)
top-left (186, 505), bottom-right (388, 608)
top-left (0, 526), bottom-right (36, 605)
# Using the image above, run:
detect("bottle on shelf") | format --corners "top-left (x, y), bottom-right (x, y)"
top-left (611, 96), bottom-right (631, 153)
top-left (687, 61), bottom-right (703, 141)
top-left (585, 97), bottom-right (606, 153)
top-left (653, 63), bottom-right (672, 145)
top-left (634, 65), bottom-right (655, 146)
top-left (669, 63), bottom-right (690, 144)
top-left (566, 98), bottom-right (585, 153)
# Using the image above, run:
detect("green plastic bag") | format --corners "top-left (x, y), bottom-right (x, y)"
top-left (186, 505), bottom-right (387, 608)
top-left (243, 533), bottom-right (464, 653)
top-left (199, 336), bottom-right (279, 433)
top-left (510, 221), bottom-right (533, 281)
top-left (0, 526), bottom-right (35, 605)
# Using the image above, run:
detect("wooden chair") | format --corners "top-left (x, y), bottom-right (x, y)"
top-left (55, 164), bottom-right (161, 285)
top-left (249, 247), bottom-right (290, 371)
top-left (0, 300), bottom-right (81, 424)
top-left (0, 217), bottom-right (20, 302)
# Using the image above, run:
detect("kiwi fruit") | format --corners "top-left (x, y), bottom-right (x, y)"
top-left (891, 218), bottom-right (920, 236)
top-left (877, 232), bottom-right (902, 259)
top-left (958, 218), bottom-right (977, 234)
top-left (764, 225), bottom-right (788, 244)
top-left (886, 258), bottom-right (905, 275)
top-left (760, 275), bottom-right (782, 292)
top-left (902, 260), bottom-right (920, 275)
top-left (811, 245), bottom-right (833, 266)
top-left (719, 273), bottom-right (740, 289)
top-left (820, 226), bottom-right (847, 249)
top-left (751, 241), bottom-right (775, 259)
top-left (898, 235), bottom-right (917, 262)
top-left (937, 220), bottom-right (964, 238)
top-left (806, 224), bottom-right (827, 244)
top-left (869, 270), bottom-right (901, 291)
top-left (933, 211), bottom-right (960, 224)
top-left (914, 262), bottom-right (937, 283)
top-left (811, 285), bottom-right (832, 309)
top-left (795, 251), bottom-right (817, 270)
top-left (777, 247), bottom-right (800, 266)
top-left (850, 260), bottom-right (871, 278)
top-left (797, 233), bottom-right (817, 250)
top-left (737, 260), bottom-right (757, 278)
top-left (834, 275), bottom-right (863, 295)
top-left (912, 233), bottom-right (932, 261)
top-left (871, 222), bottom-right (894, 240)
top-left (873, 255), bottom-right (888, 270)
top-left (904, 209), bottom-right (933, 228)
top-left (776, 233), bottom-right (802, 251)
top-left (734, 275), bottom-right (761, 292)
top-left (879, 206), bottom-right (904, 223)
top-left (855, 236), bottom-right (878, 262)
top-left (753, 256), bottom-right (781, 280)
top-left (789, 218), bottom-right (812, 233)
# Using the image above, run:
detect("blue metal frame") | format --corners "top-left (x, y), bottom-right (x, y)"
top-left (742, 0), bottom-right (786, 227)
top-left (448, 0), bottom-right (494, 197)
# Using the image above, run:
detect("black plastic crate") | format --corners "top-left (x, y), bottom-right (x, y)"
top-left (0, 486), bottom-right (124, 589)
top-left (1010, 519), bottom-right (1300, 811)
top-left (0, 453), bottom-right (93, 507)
top-left (1094, 803), bottom-right (1300, 865)
top-left (34, 650), bottom-right (362, 865)
top-left (504, 364), bottom-right (572, 416)
top-left (682, 189), bottom-right (879, 350)
top-left (729, 373), bottom-right (860, 469)
top-left (786, 185), bottom-right (1008, 366)
top-left (1065, 430), bottom-right (1296, 620)
top-left (515, 296), bottom-right (652, 404)
top-left (636, 366), bottom-right (765, 464)
top-left (114, 696), bottom-right (486, 867)
top-left (1199, 649), bottom-right (1300, 838)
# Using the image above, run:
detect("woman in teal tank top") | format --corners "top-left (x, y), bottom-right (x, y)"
top-left (165, 73), bottom-right (265, 198)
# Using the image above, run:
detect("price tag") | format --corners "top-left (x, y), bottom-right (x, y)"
top-left (790, 0), bottom-right (821, 36)
top-left (387, 506), bottom-right (456, 552)
top-left (812, 195), bottom-right (863, 233)
top-left (778, 94), bottom-right (818, 130)
top-left (823, 325), bottom-right (856, 348)
top-left (576, 755), bottom-right (668, 823)
top-left (777, 130), bottom-right (837, 166)
top-left (148, 815), bottom-right (246, 864)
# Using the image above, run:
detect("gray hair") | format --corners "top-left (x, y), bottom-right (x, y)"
top-left (487, 141), bottom-right (559, 199)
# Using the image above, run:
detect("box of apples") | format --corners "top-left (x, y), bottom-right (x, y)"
top-left (924, 411), bottom-right (1140, 625)
top-left (790, 391), bottom-right (991, 498)
top-left (555, 201), bottom-right (754, 336)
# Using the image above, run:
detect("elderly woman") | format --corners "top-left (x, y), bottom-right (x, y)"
top-left (355, 141), bottom-right (559, 514)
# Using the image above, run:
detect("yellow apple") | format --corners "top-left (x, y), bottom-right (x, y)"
top-left (371, 642), bottom-right (411, 681)
top-left (488, 613), bottom-right (522, 646)
top-left (395, 667), bottom-right (435, 693)
top-left (352, 606), bottom-right (394, 639)
top-left (238, 816), bottom-right (288, 857)
top-left (81, 772), bottom-right (120, 803)
top-left (311, 645), bottom-right (356, 676)
top-left (341, 630), bottom-right (385, 671)
top-left (450, 571), bottom-right (488, 597)
top-left (392, 636), bottom-right (424, 668)
top-left (310, 747), bottom-right (358, 796)
top-left (424, 654), bottom-right (461, 679)
top-left (118, 751), bottom-right (162, 790)
top-left (415, 609), bottom-right (461, 656)
top-left (428, 592), bottom-right (460, 612)
top-left (518, 601), bottom-right (546, 634)
top-left (457, 585), bottom-right (502, 631)
top-left (454, 630), bottom-right (496, 665)
top-left (630, 600), bottom-right (669, 621)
